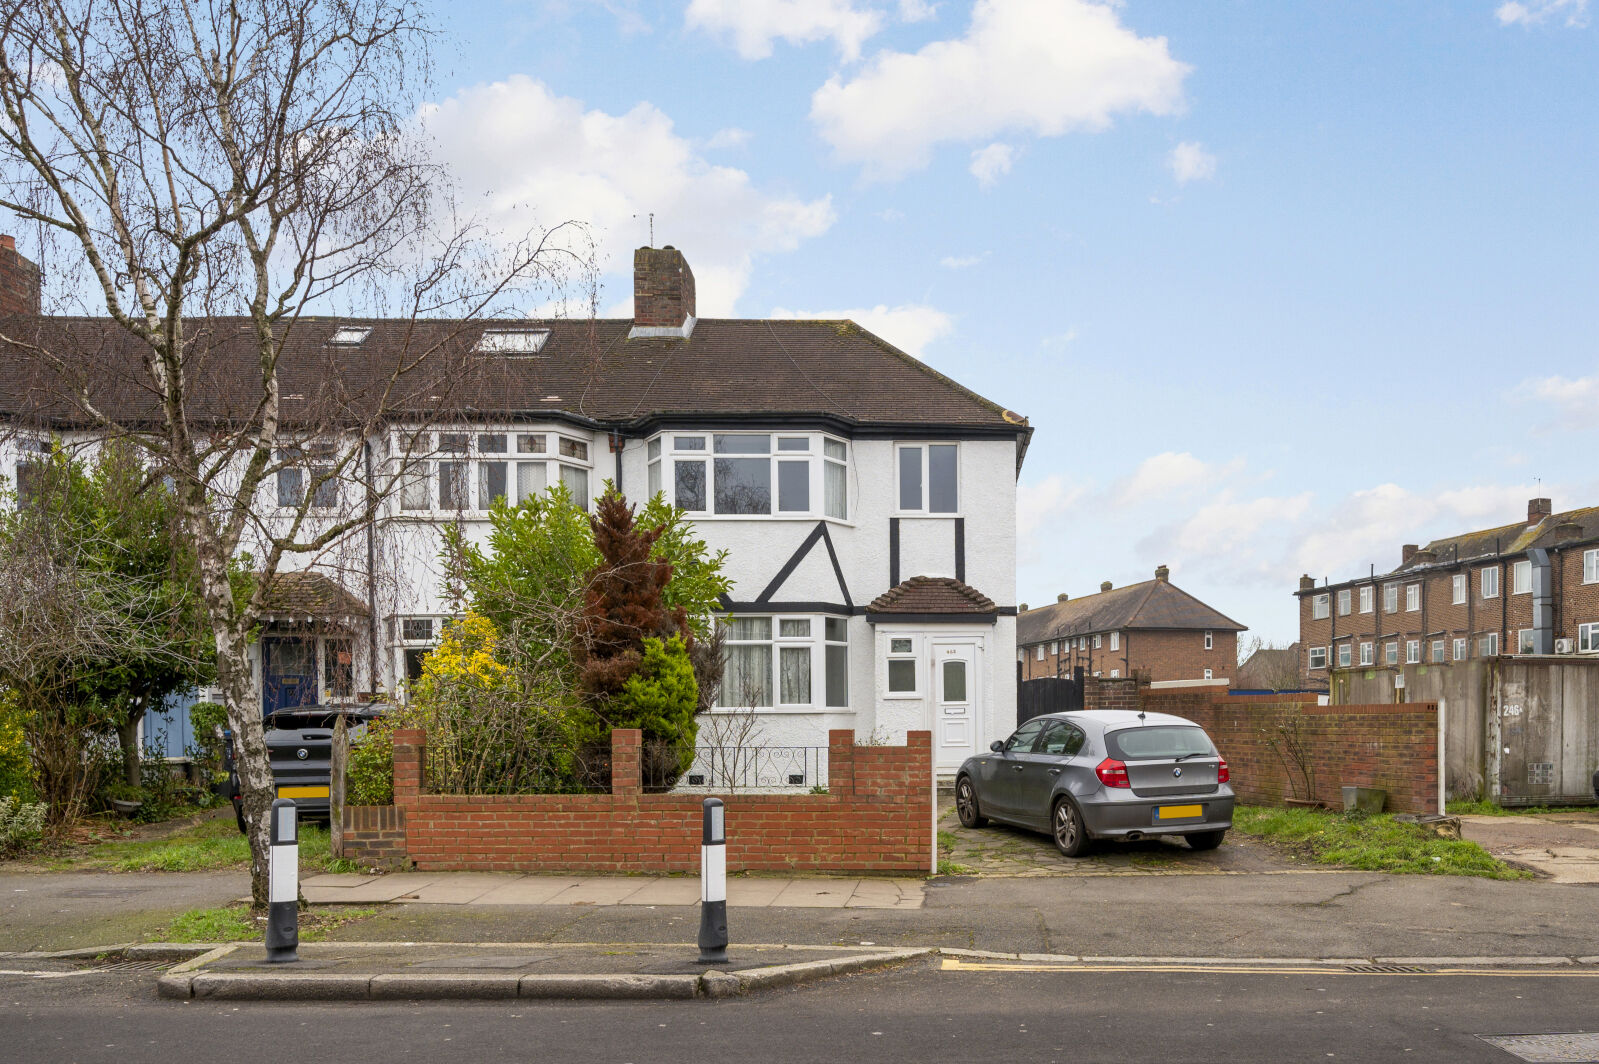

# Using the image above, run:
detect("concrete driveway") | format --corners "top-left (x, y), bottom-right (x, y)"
top-left (1459, 810), bottom-right (1599, 883)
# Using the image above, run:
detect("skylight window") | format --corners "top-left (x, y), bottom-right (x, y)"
top-left (474, 328), bottom-right (550, 355)
top-left (330, 326), bottom-right (371, 345)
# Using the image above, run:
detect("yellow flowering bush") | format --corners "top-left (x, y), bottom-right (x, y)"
top-left (0, 692), bottom-right (36, 802)
top-left (417, 612), bottom-right (512, 690)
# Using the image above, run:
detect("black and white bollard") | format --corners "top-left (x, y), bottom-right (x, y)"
top-left (265, 798), bottom-right (299, 963)
top-left (697, 797), bottom-right (729, 964)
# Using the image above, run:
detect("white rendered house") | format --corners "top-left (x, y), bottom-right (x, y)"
top-left (0, 243), bottom-right (1031, 775)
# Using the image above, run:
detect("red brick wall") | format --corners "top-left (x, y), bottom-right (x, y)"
top-left (341, 805), bottom-right (407, 866)
top-left (345, 728), bottom-right (934, 874)
top-left (1139, 690), bottom-right (1439, 814)
top-left (0, 238), bottom-right (40, 316)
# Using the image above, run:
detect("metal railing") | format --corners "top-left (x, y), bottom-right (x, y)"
top-left (676, 745), bottom-right (829, 792)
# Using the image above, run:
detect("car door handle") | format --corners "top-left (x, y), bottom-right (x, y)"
top-left (1012, 764), bottom-right (1024, 772)
top-left (1048, 768), bottom-right (1062, 776)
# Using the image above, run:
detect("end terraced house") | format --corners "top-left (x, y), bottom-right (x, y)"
top-left (0, 240), bottom-right (1031, 776)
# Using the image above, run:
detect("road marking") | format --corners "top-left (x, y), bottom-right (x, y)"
top-left (939, 959), bottom-right (1599, 978)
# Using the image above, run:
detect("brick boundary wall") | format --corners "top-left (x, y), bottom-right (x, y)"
top-left (342, 728), bottom-right (935, 874)
top-left (1081, 679), bottom-right (1439, 814)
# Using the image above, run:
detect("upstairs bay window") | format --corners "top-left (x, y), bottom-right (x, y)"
top-left (896, 443), bottom-right (959, 514)
top-left (651, 433), bottom-right (848, 520)
top-left (397, 430), bottom-right (590, 514)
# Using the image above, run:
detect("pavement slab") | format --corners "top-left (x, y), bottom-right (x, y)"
top-left (1459, 811), bottom-right (1599, 884)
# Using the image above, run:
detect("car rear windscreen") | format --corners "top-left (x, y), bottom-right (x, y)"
top-left (1106, 726), bottom-right (1214, 761)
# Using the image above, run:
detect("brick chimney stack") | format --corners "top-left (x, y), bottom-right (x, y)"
top-left (1401, 543), bottom-right (1419, 567)
top-left (1528, 497), bottom-right (1552, 525)
top-left (1298, 574), bottom-right (1315, 591)
top-left (1100, 581), bottom-right (1112, 593)
top-left (0, 235), bottom-right (41, 316)
top-left (1056, 593), bottom-right (1068, 603)
top-left (633, 246), bottom-right (695, 328)
top-left (1154, 565), bottom-right (1170, 583)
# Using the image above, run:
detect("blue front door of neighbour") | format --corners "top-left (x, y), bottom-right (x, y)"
top-left (262, 637), bottom-right (317, 717)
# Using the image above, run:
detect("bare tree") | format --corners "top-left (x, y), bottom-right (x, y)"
top-left (1236, 636), bottom-right (1303, 693)
top-left (0, 0), bottom-right (584, 904)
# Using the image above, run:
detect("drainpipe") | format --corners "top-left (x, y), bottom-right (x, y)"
top-left (363, 440), bottom-right (380, 693)
top-left (1530, 549), bottom-right (1553, 654)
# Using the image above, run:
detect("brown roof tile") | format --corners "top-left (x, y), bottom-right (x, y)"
top-left (259, 571), bottom-right (369, 619)
top-left (1017, 578), bottom-right (1245, 645)
top-left (867, 576), bottom-right (997, 615)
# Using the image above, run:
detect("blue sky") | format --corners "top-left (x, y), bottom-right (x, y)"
top-left (419, 0), bottom-right (1599, 648)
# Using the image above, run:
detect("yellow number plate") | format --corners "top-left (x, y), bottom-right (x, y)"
top-left (277, 785), bottom-right (329, 799)
top-left (1157, 804), bottom-right (1203, 820)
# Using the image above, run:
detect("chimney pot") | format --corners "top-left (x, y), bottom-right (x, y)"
top-left (0, 235), bottom-right (14, 250)
top-left (1056, 593), bottom-right (1069, 603)
top-left (633, 246), bottom-right (696, 329)
top-left (1154, 565), bottom-right (1170, 583)
top-left (1100, 581), bottom-right (1112, 592)
top-left (1019, 603), bottom-right (1029, 613)
top-left (1528, 497), bottom-right (1552, 525)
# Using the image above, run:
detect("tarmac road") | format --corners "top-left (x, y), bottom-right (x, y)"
top-left (3, 957), bottom-right (1598, 1064)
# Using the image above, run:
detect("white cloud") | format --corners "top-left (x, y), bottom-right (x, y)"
top-left (686, 0), bottom-right (883, 60)
top-left (898, 0), bottom-right (937, 21)
top-left (969, 142), bottom-right (1016, 187)
top-left (768, 303), bottom-right (954, 358)
top-left (1113, 451), bottom-right (1239, 506)
top-left (876, 207), bottom-right (906, 222)
top-left (1167, 140), bottom-right (1216, 184)
top-left (1017, 474), bottom-right (1085, 566)
top-left (1513, 370), bottom-right (1599, 430)
top-left (939, 252), bottom-right (987, 269)
top-left (1496, 0), bottom-right (1589, 27)
top-left (704, 126), bottom-right (752, 149)
top-left (810, 0), bottom-right (1190, 180)
top-left (419, 76), bottom-right (835, 315)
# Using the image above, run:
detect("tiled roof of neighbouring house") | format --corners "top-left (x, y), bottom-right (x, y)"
top-left (1017, 579), bottom-right (1246, 645)
top-left (866, 576), bottom-right (998, 615)
top-left (1399, 506), bottom-right (1599, 571)
top-left (0, 316), bottom-right (1030, 436)
top-left (258, 571), bottom-right (370, 619)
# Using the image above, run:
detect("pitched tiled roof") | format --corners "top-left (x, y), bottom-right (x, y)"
top-left (1017, 578), bottom-right (1246, 645)
top-left (1399, 506), bottom-right (1599, 571)
top-left (259, 571), bottom-right (369, 619)
top-left (0, 316), bottom-right (1030, 436)
top-left (866, 576), bottom-right (997, 615)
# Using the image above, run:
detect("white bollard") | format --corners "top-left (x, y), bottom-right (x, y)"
top-left (265, 798), bottom-right (299, 963)
top-left (697, 797), bottom-right (728, 964)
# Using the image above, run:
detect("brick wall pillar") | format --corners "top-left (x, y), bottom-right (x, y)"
top-left (828, 729), bottom-right (856, 796)
top-left (393, 728), bottom-right (426, 805)
top-left (610, 729), bottom-right (643, 796)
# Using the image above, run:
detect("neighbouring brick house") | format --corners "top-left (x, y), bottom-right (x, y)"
top-left (1295, 497), bottom-right (1599, 687)
top-left (1016, 565), bottom-right (1246, 683)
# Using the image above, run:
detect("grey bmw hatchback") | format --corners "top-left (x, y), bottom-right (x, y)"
top-left (954, 709), bottom-right (1234, 857)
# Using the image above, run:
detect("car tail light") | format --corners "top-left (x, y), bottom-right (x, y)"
top-left (1217, 758), bottom-right (1230, 784)
top-left (1095, 757), bottom-right (1130, 788)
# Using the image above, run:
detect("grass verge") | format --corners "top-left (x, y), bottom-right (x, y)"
top-left (148, 904), bottom-right (379, 943)
top-left (1232, 806), bottom-right (1531, 879)
top-left (24, 811), bottom-right (359, 875)
top-left (1445, 799), bottom-right (1594, 817)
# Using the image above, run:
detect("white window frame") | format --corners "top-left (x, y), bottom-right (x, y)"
top-left (1359, 586), bottom-right (1374, 614)
top-left (1111, 669), bottom-right (1121, 678)
top-left (1517, 629), bottom-right (1535, 654)
top-left (1337, 589), bottom-right (1351, 616)
top-left (1579, 622), bottom-right (1599, 653)
top-left (714, 614), bottom-right (851, 711)
top-left (1585, 549), bottom-right (1599, 585)
top-left (1337, 644), bottom-right (1352, 668)
top-left (1311, 594), bottom-right (1329, 620)
top-left (1360, 642), bottom-right (1373, 666)
top-left (1385, 641), bottom-right (1399, 665)
top-left (1479, 632), bottom-right (1499, 656)
top-left (884, 632), bottom-right (921, 699)
top-left (893, 441), bottom-right (960, 516)
top-left (1406, 640), bottom-right (1420, 664)
top-left (1035, 645), bottom-right (1044, 661)
top-left (395, 428), bottom-right (591, 515)
top-left (1452, 574), bottom-right (1466, 605)
top-left (1049, 641), bottom-right (1059, 655)
top-left (1093, 633), bottom-right (1102, 649)
top-left (1480, 566), bottom-right (1499, 599)
top-left (1308, 646), bottom-right (1327, 670)
top-left (654, 432), bottom-right (850, 521)
top-left (1384, 583), bottom-right (1399, 614)
top-left (1431, 639), bottom-right (1445, 663)
top-left (1202, 668), bottom-right (1213, 679)
top-left (1453, 637), bottom-right (1467, 661)
top-left (1512, 559), bottom-right (1532, 595)
top-left (1204, 630), bottom-right (1214, 651)
top-left (1406, 584), bottom-right (1420, 612)
top-left (1109, 631), bottom-right (1120, 651)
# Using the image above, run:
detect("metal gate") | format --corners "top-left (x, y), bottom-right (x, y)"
top-left (1017, 671), bottom-right (1083, 726)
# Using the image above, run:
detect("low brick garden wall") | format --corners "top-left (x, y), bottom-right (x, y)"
top-left (340, 727), bottom-right (935, 874)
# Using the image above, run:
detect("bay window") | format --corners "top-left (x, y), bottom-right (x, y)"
top-left (651, 433), bottom-right (849, 520)
top-left (715, 614), bottom-right (851, 710)
top-left (396, 429), bottom-right (590, 514)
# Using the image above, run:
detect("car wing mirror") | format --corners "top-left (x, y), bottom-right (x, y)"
top-left (989, 740), bottom-right (1005, 752)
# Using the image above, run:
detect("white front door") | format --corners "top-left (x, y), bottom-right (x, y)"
top-left (931, 639), bottom-right (982, 770)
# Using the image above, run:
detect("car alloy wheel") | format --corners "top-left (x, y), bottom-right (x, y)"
top-left (1052, 798), bottom-right (1088, 858)
top-left (955, 776), bottom-right (986, 829)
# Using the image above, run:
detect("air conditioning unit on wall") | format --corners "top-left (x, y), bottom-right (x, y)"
top-left (1554, 638), bottom-right (1574, 654)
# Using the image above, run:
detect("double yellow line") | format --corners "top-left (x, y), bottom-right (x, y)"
top-left (939, 958), bottom-right (1599, 978)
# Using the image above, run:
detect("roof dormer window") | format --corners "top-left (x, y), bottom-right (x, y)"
top-left (329, 326), bottom-right (371, 345)
top-left (474, 328), bottom-right (550, 355)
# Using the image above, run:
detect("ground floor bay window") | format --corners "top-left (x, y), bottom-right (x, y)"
top-left (717, 615), bottom-right (849, 710)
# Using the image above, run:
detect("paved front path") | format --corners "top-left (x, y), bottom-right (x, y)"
top-left (1460, 810), bottom-right (1599, 883)
top-left (300, 872), bottom-right (924, 909)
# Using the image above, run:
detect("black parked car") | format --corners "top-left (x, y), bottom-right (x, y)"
top-left (226, 703), bottom-right (391, 833)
